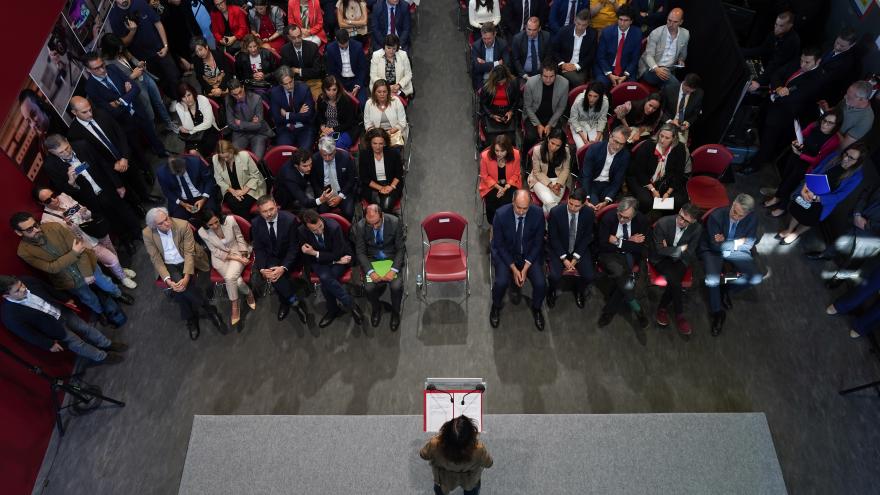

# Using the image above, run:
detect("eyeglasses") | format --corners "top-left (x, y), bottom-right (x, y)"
top-left (17, 223), bottom-right (40, 233)
top-left (610, 139), bottom-right (627, 146)
top-left (677, 212), bottom-right (694, 225)
top-left (617, 212), bottom-right (633, 221)
top-left (90, 63), bottom-right (106, 71)
top-left (843, 153), bottom-right (859, 161)
top-left (41, 192), bottom-right (59, 205)
top-left (821, 118), bottom-right (836, 125)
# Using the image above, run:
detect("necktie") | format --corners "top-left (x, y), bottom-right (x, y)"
top-left (101, 77), bottom-right (121, 96)
top-left (529, 39), bottom-right (538, 74)
top-left (287, 90), bottom-right (293, 110)
top-left (522, 0), bottom-right (530, 31)
top-left (613, 30), bottom-right (626, 76)
top-left (88, 121), bottom-right (120, 160)
top-left (268, 221), bottom-right (277, 247)
top-left (677, 93), bottom-right (688, 121)
top-left (567, 0), bottom-right (576, 26)
top-left (389, 6), bottom-right (396, 35)
top-left (316, 233), bottom-right (325, 248)
top-left (295, 48), bottom-right (302, 65)
top-left (728, 221), bottom-right (737, 242)
top-left (784, 69), bottom-right (802, 86)
top-left (178, 175), bottom-right (195, 201)
top-left (622, 223), bottom-right (629, 240)
top-left (375, 227), bottom-right (386, 259)
top-left (516, 216), bottom-right (524, 255)
top-left (568, 213), bottom-right (577, 253)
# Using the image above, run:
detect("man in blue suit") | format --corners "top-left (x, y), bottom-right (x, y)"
top-left (269, 66), bottom-right (315, 150)
top-left (491, 189), bottom-right (547, 331)
top-left (699, 194), bottom-right (762, 337)
top-left (547, 188), bottom-right (594, 309)
top-left (370, 0), bottom-right (411, 52)
top-left (580, 127), bottom-right (630, 210)
top-left (548, 0), bottom-right (589, 35)
top-left (313, 136), bottom-right (357, 220)
top-left (471, 22), bottom-right (510, 90)
top-left (593, 5), bottom-right (641, 88)
top-left (325, 30), bottom-right (369, 107)
top-left (157, 155), bottom-right (218, 220)
top-left (510, 17), bottom-right (551, 79)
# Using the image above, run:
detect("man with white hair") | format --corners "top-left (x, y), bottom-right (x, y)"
top-left (313, 136), bottom-right (357, 220)
top-left (142, 207), bottom-right (225, 340)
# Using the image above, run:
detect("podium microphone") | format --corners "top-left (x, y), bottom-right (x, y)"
top-left (460, 384), bottom-right (486, 405)
top-left (426, 384), bottom-right (453, 403)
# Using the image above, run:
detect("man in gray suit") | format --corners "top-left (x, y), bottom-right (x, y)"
top-left (353, 204), bottom-right (406, 332)
top-left (522, 60), bottom-right (569, 158)
top-left (638, 8), bottom-right (689, 87)
top-left (225, 79), bottom-right (274, 159)
top-left (649, 203), bottom-right (702, 335)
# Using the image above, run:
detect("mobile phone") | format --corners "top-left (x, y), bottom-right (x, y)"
top-left (74, 163), bottom-right (88, 175)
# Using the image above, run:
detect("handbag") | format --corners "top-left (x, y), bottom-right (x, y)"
top-left (178, 130), bottom-right (205, 143)
top-left (78, 218), bottom-right (111, 239)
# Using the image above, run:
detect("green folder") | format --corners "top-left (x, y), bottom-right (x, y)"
top-left (368, 260), bottom-right (395, 281)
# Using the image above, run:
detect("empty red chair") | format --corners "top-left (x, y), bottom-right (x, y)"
top-left (420, 211), bottom-right (469, 298)
top-left (687, 176), bottom-right (730, 210)
top-left (263, 145), bottom-right (298, 177)
top-left (691, 144), bottom-right (734, 177)
top-left (610, 82), bottom-right (651, 108)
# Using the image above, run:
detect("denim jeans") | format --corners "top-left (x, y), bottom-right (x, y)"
top-left (68, 269), bottom-right (122, 316)
top-left (703, 250), bottom-right (762, 313)
top-left (142, 75), bottom-right (173, 125)
top-left (60, 309), bottom-right (111, 361)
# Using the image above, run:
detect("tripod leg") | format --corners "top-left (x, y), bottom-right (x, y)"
top-left (49, 381), bottom-right (66, 437)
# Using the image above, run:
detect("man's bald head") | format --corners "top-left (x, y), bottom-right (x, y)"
top-left (512, 189), bottom-right (531, 216)
top-left (666, 8), bottom-right (683, 32)
top-left (69, 96), bottom-right (93, 121)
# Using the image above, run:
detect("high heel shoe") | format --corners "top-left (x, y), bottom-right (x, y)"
top-left (245, 291), bottom-right (256, 310)
top-left (231, 299), bottom-right (241, 326)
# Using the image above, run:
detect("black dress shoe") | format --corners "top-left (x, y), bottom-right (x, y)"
top-left (711, 311), bottom-right (726, 336)
top-left (489, 305), bottom-right (500, 328)
top-left (721, 290), bottom-right (733, 310)
top-left (115, 292), bottom-right (135, 305)
top-left (825, 278), bottom-right (845, 289)
top-left (370, 306), bottom-right (382, 327)
top-left (350, 304), bottom-right (364, 325)
top-left (293, 300), bottom-right (308, 324)
top-left (546, 290), bottom-right (557, 308)
top-left (598, 312), bottom-right (614, 327)
top-left (205, 304), bottom-right (228, 334)
top-left (635, 309), bottom-right (649, 329)
top-left (532, 308), bottom-right (545, 331)
top-left (187, 318), bottom-right (200, 340)
top-left (104, 341), bottom-right (129, 352)
top-left (319, 310), bottom-right (342, 328)
top-left (277, 304), bottom-right (291, 321)
top-left (390, 311), bottom-right (400, 332)
top-left (575, 291), bottom-right (586, 309)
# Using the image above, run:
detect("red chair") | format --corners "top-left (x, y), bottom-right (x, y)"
top-left (564, 84), bottom-right (589, 144)
top-left (208, 98), bottom-right (221, 124)
top-left (691, 144), bottom-right (734, 177)
top-left (610, 82), bottom-right (650, 108)
top-left (646, 220), bottom-right (693, 288)
top-left (263, 145), bottom-right (298, 177)
top-left (308, 213), bottom-right (353, 288)
top-left (686, 176), bottom-right (730, 210)
top-left (420, 211), bottom-right (469, 298)
top-left (576, 142), bottom-right (594, 169)
top-left (207, 215), bottom-right (255, 298)
top-left (630, 139), bottom-right (648, 156)
top-left (687, 144), bottom-right (733, 210)
top-left (224, 51), bottom-right (236, 66)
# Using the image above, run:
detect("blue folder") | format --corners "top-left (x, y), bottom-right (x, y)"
top-left (805, 174), bottom-right (831, 195)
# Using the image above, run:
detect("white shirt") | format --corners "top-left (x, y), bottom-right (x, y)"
top-left (615, 220), bottom-right (632, 248)
top-left (596, 144), bottom-right (618, 184)
top-left (340, 46), bottom-right (355, 78)
top-left (249, 54), bottom-right (262, 72)
top-left (67, 153), bottom-right (103, 195)
top-left (323, 158), bottom-right (344, 198)
top-left (375, 156), bottom-right (387, 182)
top-left (568, 29), bottom-right (587, 68)
top-left (174, 171), bottom-right (209, 205)
top-left (7, 290), bottom-right (61, 319)
top-left (158, 228), bottom-right (186, 265)
top-left (657, 28), bottom-right (678, 68)
top-left (673, 225), bottom-right (685, 246)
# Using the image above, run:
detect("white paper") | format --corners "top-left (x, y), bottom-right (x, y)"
top-left (425, 393), bottom-right (454, 432)
top-left (794, 119), bottom-right (804, 145)
top-left (456, 393), bottom-right (483, 432)
top-left (653, 197), bottom-right (674, 210)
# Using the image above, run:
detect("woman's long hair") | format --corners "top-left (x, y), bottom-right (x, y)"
top-left (834, 141), bottom-right (868, 185)
top-left (438, 415), bottom-right (479, 464)
top-left (539, 127), bottom-right (568, 170)
top-left (482, 64), bottom-right (513, 97)
top-left (476, 0), bottom-right (495, 12)
top-left (582, 81), bottom-right (606, 113)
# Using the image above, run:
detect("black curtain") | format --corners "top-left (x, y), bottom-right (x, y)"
top-left (676, 0), bottom-right (752, 146)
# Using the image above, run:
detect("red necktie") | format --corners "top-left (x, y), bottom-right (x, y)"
top-left (784, 69), bottom-right (803, 86)
top-left (390, 6), bottom-right (396, 36)
top-left (613, 30), bottom-right (626, 76)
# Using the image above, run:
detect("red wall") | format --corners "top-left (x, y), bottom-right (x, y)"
top-left (0, 2), bottom-right (76, 494)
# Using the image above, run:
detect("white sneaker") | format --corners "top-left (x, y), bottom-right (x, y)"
top-left (123, 268), bottom-right (137, 278)
top-left (850, 330), bottom-right (861, 339)
top-left (121, 278), bottom-right (138, 289)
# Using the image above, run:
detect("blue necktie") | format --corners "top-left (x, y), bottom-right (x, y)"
top-left (529, 39), bottom-right (538, 74)
top-left (88, 121), bottom-right (121, 160)
top-left (728, 221), bottom-right (737, 242)
top-left (316, 233), bottom-right (325, 248)
top-left (178, 175), bottom-right (196, 201)
top-left (375, 227), bottom-right (386, 259)
top-left (516, 216), bottom-right (524, 255)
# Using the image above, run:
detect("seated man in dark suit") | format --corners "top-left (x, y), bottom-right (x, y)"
top-left (699, 194), bottom-right (761, 337)
top-left (596, 197), bottom-right (649, 328)
top-left (280, 25), bottom-right (325, 97)
top-left (314, 136), bottom-right (357, 220)
top-left (298, 209), bottom-right (363, 327)
top-left (325, 29), bottom-right (369, 107)
top-left (593, 5), bottom-right (641, 88)
top-left (277, 149), bottom-right (328, 212)
top-left (510, 17), bottom-right (551, 79)
top-left (83, 52), bottom-right (167, 157)
top-left (552, 9), bottom-right (596, 88)
top-left (353, 204), bottom-right (406, 332)
top-left (648, 202), bottom-right (702, 335)
top-left (501, 0), bottom-right (548, 40)
top-left (547, 188), bottom-right (594, 309)
top-left (580, 126), bottom-right (630, 210)
top-left (225, 79), bottom-right (274, 159)
top-left (157, 156), bottom-right (218, 220)
top-left (490, 189), bottom-right (547, 331)
top-left (269, 66), bottom-right (316, 150)
top-left (548, 0), bottom-right (589, 35)
top-left (471, 22), bottom-right (510, 90)
top-left (659, 73), bottom-right (703, 142)
top-left (0, 275), bottom-right (125, 365)
top-left (251, 196), bottom-right (310, 323)
top-left (370, 0), bottom-right (411, 52)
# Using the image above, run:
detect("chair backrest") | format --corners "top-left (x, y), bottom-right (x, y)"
top-left (595, 203), bottom-right (619, 223)
top-left (320, 212), bottom-right (351, 236)
top-left (576, 142), bottom-right (594, 168)
top-left (691, 144), bottom-right (734, 177)
top-left (224, 51), bottom-right (236, 66)
top-left (188, 150), bottom-right (211, 167)
top-left (610, 82), bottom-right (650, 108)
top-left (245, 150), bottom-right (261, 166)
top-left (207, 97), bottom-right (221, 124)
top-left (263, 145), bottom-right (298, 176)
top-left (630, 139), bottom-right (648, 156)
top-left (567, 84), bottom-right (588, 109)
top-left (421, 211), bottom-right (467, 243)
top-left (701, 206), bottom-right (721, 224)
top-left (231, 214), bottom-right (252, 242)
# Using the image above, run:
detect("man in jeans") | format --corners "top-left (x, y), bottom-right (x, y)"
top-left (11, 213), bottom-right (131, 327)
top-left (0, 276), bottom-right (126, 365)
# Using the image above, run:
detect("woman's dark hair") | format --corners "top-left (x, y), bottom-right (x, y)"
top-left (488, 133), bottom-right (514, 161)
top-left (627, 93), bottom-right (662, 127)
top-left (438, 415), bottom-right (479, 464)
top-left (482, 64), bottom-right (513, 96)
top-left (99, 33), bottom-right (125, 60)
top-left (582, 81), bottom-right (606, 112)
top-left (190, 36), bottom-right (210, 57)
top-left (817, 106), bottom-right (843, 136)
top-left (31, 186), bottom-right (54, 206)
top-left (475, 0), bottom-right (494, 12)
top-left (198, 208), bottom-right (225, 229)
top-left (383, 34), bottom-right (400, 49)
top-left (365, 127), bottom-right (390, 147)
top-left (176, 81), bottom-right (199, 101)
top-left (836, 141), bottom-right (869, 183)
top-left (540, 127), bottom-right (568, 170)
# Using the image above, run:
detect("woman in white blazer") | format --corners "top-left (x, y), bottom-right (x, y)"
top-left (369, 34), bottom-right (413, 99)
top-left (364, 79), bottom-right (408, 147)
top-left (173, 82), bottom-right (221, 157)
top-left (211, 140), bottom-right (267, 217)
top-left (198, 210), bottom-right (255, 326)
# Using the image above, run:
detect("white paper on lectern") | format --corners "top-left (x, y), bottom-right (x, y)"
top-left (653, 197), bottom-right (674, 210)
top-left (425, 393), bottom-right (454, 432)
top-left (456, 393), bottom-right (483, 432)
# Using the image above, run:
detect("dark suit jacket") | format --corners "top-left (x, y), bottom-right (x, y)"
top-left (854, 184), bottom-right (880, 236)
top-left (742, 30), bottom-right (800, 86)
top-left (552, 25), bottom-right (597, 75)
top-left (491, 203), bottom-right (545, 267)
top-left (312, 150), bottom-right (357, 199)
top-left (767, 62), bottom-right (823, 121)
top-left (370, 1), bottom-right (412, 50)
top-left (627, 141), bottom-right (687, 195)
top-left (280, 40), bottom-right (324, 81)
top-left (325, 40), bottom-right (368, 87)
top-left (597, 210), bottom-right (648, 259)
top-left (1, 276), bottom-right (73, 351)
top-left (315, 94), bottom-right (359, 136)
top-left (297, 216), bottom-right (350, 265)
top-left (510, 30), bottom-right (552, 77)
top-left (358, 147), bottom-right (404, 189)
top-left (352, 213), bottom-right (406, 273)
top-left (269, 81), bottom-right (316, 131)
top-left (649, 214), bottom-right (702, 266)
top-left (157, 154), bottom-right (217, 212)
top-left (548, 203), bottom-right (595, 260)
top-left (277, 164), bottom-right (322, 210)
top-left (471, 38), bottom-right (510, 88)
top-left (580, 141), bottom-right (630, 203)
top-left (548, 0), bottom-right (589, 34)
top-left (501, 0), bottom-right (548, 38)
top-left (817, 48), bottom-right (859, 104)
top-left (43, 140), bottom-right (122, 210)
top-left (251, 210), bottom-right (300, 270)
top-left (660, 83), bottom-right (704, 125)
top-left (84, 65), bottom-right (144, 121)
top-left (67, 108), bottom-right (133, 164)
top-left (225, 91), bottom-right (273, 137)
top-left (699, 207), bottom-right (758, 255)
top-left (595, 26), bottom-right (642, 78)
top-left (234, 48), bottom-right (278, 84)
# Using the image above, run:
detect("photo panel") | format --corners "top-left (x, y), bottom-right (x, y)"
top-left (30, 14), bottom-right (87, 124)
top-left (63, 0), bottom-right (114, 51)
top-left (0, 78), bottom-right (68, 181)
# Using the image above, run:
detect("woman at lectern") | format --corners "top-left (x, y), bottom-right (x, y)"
top-left (419, 415), bottom-right (493, 495)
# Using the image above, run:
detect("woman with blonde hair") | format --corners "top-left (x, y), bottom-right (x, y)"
top-left (211, 140), bottom-right (267, 217)
top-left (364, 79), bottom-right (408, 147)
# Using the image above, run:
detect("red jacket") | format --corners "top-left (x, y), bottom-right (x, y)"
top-left (211, 5), bottom-right (249, 44)
top-left (287, 0), bottom-right (327, 45)
top-left (800, 121), bottom-right (841, 173)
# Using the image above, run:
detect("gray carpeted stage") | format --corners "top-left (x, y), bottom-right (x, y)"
top-left (178, 414), bottom-right (787, 494)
